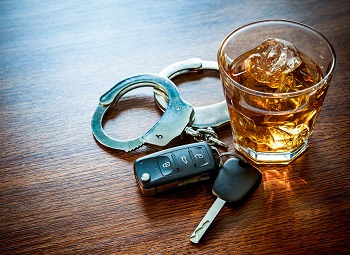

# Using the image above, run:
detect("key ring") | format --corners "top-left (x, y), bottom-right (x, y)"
top-left (154, 58), bottom-right (230, 129)
top-left (91, 74), bottom-right (194, 152)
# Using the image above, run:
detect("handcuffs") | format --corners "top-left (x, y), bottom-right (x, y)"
top-left (91, 58), bottom-right (230, 152)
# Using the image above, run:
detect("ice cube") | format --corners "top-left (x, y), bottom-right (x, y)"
top-left (266, 127), bottom-right (290, 150)
top-left (244, 38), bottom-right (302, 89)
top-left (267, 123), bottom-right (309, 150)
top-left (278, 123), bottom-right (309, 136)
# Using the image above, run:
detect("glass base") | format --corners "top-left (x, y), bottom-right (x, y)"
top-left (234, 139), bottom-right (309, 165)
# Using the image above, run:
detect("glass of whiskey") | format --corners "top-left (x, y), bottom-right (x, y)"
top-left (217, 20), bottom-right (336, 164)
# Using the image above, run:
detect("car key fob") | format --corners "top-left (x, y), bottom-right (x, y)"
top-left (134, 142), bottom-right (218, 196)
top-left (190, 156), bottom-right (262, 243)
top-left (212, 157), bottom-right (262, 206)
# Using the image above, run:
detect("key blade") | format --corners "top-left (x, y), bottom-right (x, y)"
top-left (190, 198), bottom-right (226, 243)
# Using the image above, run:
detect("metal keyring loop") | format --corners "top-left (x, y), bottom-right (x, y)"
top-left (154, 58), bottom-right (230, 129)
top-left (91, 73), bottom-right (194, 152)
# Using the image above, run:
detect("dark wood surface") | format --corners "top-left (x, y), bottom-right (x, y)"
top-left (1, 0), bottom-right (349, 254)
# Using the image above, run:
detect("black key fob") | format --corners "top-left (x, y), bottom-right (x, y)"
top-left (212, 157), bottom-right (262, 206)
top-left (134, 142), bottom-right (218, 196)
top-left (190, 156), bottom-right (262, 243)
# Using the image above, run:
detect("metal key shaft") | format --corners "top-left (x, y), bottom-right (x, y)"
top-left (189, 157), bottom-right (262, 244)
top-left (190, 198), bottom-right (226, 243)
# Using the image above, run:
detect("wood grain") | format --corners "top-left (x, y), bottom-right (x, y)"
top-left (1, 0), bottom-right (349, 254)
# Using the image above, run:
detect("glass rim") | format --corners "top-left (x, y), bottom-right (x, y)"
top-left (217, 19), bottom-right (336, 98)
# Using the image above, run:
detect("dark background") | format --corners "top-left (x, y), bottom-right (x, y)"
top-left (1, 0), bottom-right (349, 254)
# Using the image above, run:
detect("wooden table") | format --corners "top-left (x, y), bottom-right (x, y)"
top-left (1, 0), bottom-right (349, 254)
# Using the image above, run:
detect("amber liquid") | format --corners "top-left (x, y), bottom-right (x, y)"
top-left (222, 49), bottom-right (327, 161)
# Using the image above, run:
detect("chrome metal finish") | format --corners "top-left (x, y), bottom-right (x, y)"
top-left (184, 126), bottom-right (228, 148)
top-left (141, 173), bottom-right (150, 182)
top-left (91, 73), bottom-right (194, 152)
top-left (155, 58), bottom-right (230, 129)
top-left (190, 197), bottom-right (226, 243)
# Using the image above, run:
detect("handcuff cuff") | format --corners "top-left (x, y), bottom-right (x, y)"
top-left (91, 58), bottom-right (230, 152)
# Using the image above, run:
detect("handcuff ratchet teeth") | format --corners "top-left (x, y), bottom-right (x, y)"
top-left (91, 73), bottom-right (194, 152)
top-left (155, 58), bottom-right (230, 129)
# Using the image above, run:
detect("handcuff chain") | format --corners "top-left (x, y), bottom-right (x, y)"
top-left (184, 127), bottom-right (228, 149)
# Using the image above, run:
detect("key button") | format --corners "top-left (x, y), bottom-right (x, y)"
top-left (172, 149), bottom-right (195, 172)
top-left (190, 146), bottom-right (211, 167)
top-left (157, 154), bottom-right (176, 176)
